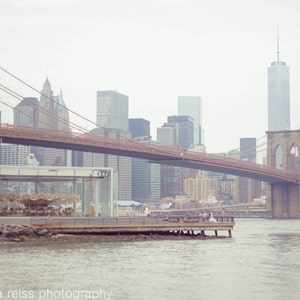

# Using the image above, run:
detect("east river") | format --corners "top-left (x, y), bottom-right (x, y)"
top-left (0, 218), bottom-right (300, 300)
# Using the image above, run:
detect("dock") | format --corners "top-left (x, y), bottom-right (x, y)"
top-left (30, 216), bottom-right (235, 237)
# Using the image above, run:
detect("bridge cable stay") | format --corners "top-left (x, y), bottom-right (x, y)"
top-left (0, 83), bottom-right (91, 134)
top-left (0, 84), bottom-right (71, 131)
top-left (0, 97), bottom-right (70, 133)
top-left (226, 135), bottom-right (268, 161)
top-left (0, 65), bottom-right (271, 160)
top-left (0, 66), bottom-right (287, 163)
top-left (0, 66), bottom-right (190, 158)
top-left (1, 65), bottom-right (299, 166)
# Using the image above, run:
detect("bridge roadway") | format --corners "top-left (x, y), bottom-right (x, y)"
top-left (0, 125), bottom-right (297, 183)
top-left (0, 216), bottom-right (235, 237)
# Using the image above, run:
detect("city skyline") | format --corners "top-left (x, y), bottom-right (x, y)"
top-left (1, 0), bottom-right (300, 153)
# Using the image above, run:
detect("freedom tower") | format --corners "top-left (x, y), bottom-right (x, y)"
top-left (268, 29), bottom-right (290, 131)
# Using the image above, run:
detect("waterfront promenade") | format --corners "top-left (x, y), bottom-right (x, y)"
top-left (0, 216), bottom-right (235, 237)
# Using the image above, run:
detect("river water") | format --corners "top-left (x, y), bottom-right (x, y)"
top-left (0, 218), bottom-right (300, 300)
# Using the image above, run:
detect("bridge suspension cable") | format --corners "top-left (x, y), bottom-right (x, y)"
top-left (2, 65), bottom-right (299, 163)
top-left (0, 66), bottom-right (184, 158)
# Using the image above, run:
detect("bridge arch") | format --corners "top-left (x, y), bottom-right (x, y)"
top-left (267, 130), bottom-right (300, 218)
top-left (275, 144), bottom-right (283, 169)
top-left (290, 144), bottom-right (299, 172)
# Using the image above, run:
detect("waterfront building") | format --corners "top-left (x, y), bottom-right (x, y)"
top-left (268, 31), bottom-right (290, 131)
top-left (183, 177), bottom-right (218, 203)
top-left (0, 165), bottom-right (117, 217)
top-left (178, 96), bottom-right (204, 144)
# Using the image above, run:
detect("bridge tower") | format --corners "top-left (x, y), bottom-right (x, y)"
top-left (267, 130), bottom-right (300, 218)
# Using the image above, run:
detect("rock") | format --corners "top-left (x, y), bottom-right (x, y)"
top-left (0, 224), bottom-right (52, 242)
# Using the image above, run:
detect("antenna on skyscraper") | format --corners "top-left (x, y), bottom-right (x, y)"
top-left (277, 25), bottom-right (280, 63)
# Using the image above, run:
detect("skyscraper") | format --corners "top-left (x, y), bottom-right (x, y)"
top-left (156, 116), bottom-right (194, 199)
top-left (129, 118), bottom-right (150, 139)
top-left (38, 78), bottom-right (55, 129)
top-left (236, 138), bottom-right (261, 203)
top-left (129, 119), bottom-right (160, 203)
top-left (157, 126), bottom-right (175, 145)
top-left (268, 30), bottom-right (290, 131)
top-left (14, 97), bottom-right (39, 127)
top-left (0, 144), bottom-right (30, 165)
top-left (240, 138), bottom-right (256, 162)
top-left (14, 97), bottom-right (40, 162)
top-left (55, 90), bottom-right (70, 132)
top-left (38, 78), bottom-right (70, 166)
top-left (178, 96), bottom-right (204, 144)
top-left (92, 90), bottom-right (131, 201)
top-left (96, 90), bottom-right (128, 131)
top-left (166, 115), bottom-right (194, 150)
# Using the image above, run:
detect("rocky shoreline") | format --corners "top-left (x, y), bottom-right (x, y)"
top-left (0, 224), bottom-right (52, 242)
top-left (0, 224), bottom-right (226, 243)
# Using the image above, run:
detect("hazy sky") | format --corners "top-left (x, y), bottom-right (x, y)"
top-left (1, 0), bottom-right (300, 153)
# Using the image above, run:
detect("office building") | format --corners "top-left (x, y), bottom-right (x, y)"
top-left (13, 97), bottom-right (41, 161)
top-left (129, 118), bottom-right (150, 139)
top-left (93, 91), bottom-right (131, 201)
top-left (97, 90), bottom-right (128, 131)
top-left (129, 120), bottom-right (160, 203)
top-left (236, 138), bottom-right (261, 203)
top-left (268, 32), bottom-right (290, 131)
top-left (38, 78), bottom-right (55, 129)
top-left (14, 97), bottom-right (39, 127)
top-left (240, 138), bottom-right (256, 161)
top-left (178, 96), bottom-right (204, 144)
top-left (131, 140), bottom-right (161, 203)
top-left (156, 118), bottom-right (193, 199)
top-left (184, 177), bottom-right (217, 202)
top-left (55, 90), bottom-right (70, 132)
top-left (38, 78), bottom-right (70, 166)
top-left (0, 144), bottom-right (30, 165)
top-left (157, 126), bottom-right (174, 145)
top-left (165, 115), bottom-right (194, 150)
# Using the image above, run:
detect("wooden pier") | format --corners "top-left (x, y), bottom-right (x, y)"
top-left (32, 216), bottom-right (235, 238)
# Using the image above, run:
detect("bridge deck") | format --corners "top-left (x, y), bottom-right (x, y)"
top-left (0, 125), bottom-right (297, 183)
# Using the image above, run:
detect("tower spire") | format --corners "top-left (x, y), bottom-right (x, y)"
top-left (277, 25), bottom-right (280, 63)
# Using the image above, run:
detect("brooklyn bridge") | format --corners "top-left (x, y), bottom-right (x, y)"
top-left (0, 66), bottom-right (300, 218)
top-left (0, 124), bottom-right (299, 218)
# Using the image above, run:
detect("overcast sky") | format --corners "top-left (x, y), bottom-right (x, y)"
top-left (1, 0), bottom-right (300, 153)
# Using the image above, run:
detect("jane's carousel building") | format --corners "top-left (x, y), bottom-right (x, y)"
top-left (0, 166), bottom-right (118, 217)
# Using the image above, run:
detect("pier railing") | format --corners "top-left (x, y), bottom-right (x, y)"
top-left (0, 216), bottom-right (234, 226)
